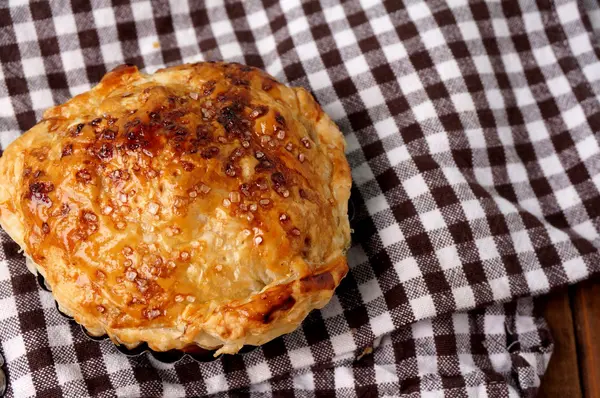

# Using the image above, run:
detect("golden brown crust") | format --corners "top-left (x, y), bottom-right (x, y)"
top-left (0, 62), bottom-right (351, 355)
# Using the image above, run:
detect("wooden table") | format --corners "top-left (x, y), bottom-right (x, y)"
top-left (539, 278), bottom-right (600, 397)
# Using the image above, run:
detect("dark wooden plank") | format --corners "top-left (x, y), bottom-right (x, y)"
top-left (539, 291), bottom-right (582, 398)
top-left (572, 279), bottom-right (600, 398)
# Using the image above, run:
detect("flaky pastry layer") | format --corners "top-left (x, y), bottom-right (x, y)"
top-left (0, 62), bottom-right (351, 355)
top-left (0, 63), bottom-right (351, 354)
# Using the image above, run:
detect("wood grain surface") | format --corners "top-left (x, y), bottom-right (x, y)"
top-left (539, 290), bottom-right (582, 397)
top-left (572, 279), bottom-right (600, 398)
top-left (539, 278), bottom-right (600, 397)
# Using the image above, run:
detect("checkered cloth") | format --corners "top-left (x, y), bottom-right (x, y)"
top-left (1, 0), bottom-right (600, 396)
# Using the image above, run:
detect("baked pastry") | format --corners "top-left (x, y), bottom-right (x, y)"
top-left (0, 62), bottom-right (351, 355)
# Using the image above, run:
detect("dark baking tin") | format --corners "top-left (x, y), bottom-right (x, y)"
top-left (36, 272), bottom-right (255, 363)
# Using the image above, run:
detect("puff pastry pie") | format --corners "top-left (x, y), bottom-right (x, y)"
top-left (0, 62), bottom-right (351, 355)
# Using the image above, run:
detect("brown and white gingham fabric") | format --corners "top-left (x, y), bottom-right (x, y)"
top-left (1, 0), bottom-right (600, 396)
